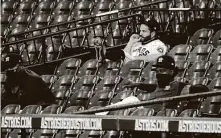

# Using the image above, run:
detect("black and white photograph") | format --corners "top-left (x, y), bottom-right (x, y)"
top-left (1, 0), bottom-right (221, 138)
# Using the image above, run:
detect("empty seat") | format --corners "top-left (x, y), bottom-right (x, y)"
top-left (140, 61), bottom-right (157, 79)
top-left (14, 1), bottom-right (36, 15)
top-left (77, 59), bottom-right (99, 78)
top-left (210, 30), bottom-right (221, 48)
top-left (189, 77), bottom-right (209, 86)
top-left (210, 46), bottom-right (221, 64)
top-left (187, 44), bottom-right (214, 63)
top-left (1, 14), bottom-right (13, 37)
top-left (130, 108), bottom-right (155, 116)
top-left (119, 60), bottom-right (145, 78)
top-left (51, 75), bottom-right (76, 93)
top-left (45, 35), bottom-right (64, 50)
top-left (32, 104), bottom-right (62, 138)
top-left (68, 75), bottom-right (100, 107)
top-left (72, 0), bottom-right (94, 16)
top-left (21, 43), bottom-right (41, 65)
top-left (200, 95), bottom-right (221, 117)
top-left (1, 104), bottom-right (20, 114)
top-left (175, 61), bottom-right (190, 78)
top-left (53, 0), bottom-right (75, 15)
top-left (207, 62), bottom-right (221, 80)
top-left (1, 73), bottom-right (7, 94)
top-left (103, 131), bottom-right (121, 138)
top-left (111, 90), bottom-right (133, 104)
top-left (64, 106), bottom-right (84, 113)
top-left (179, 109), bottom-right (198, 117)
top-left (97, 59), bottom-right (123, 78)
top-left (2, 1), bottom-right (18, 14)
top-left (78, 130), bottom-right (103, 138)
top-left (63, 29), bottom-right (86, 48)
top-left (185, 61), bottom-right (211, 79)
top-left (29, 14), bottom-right (51, 36)
top-left (55, 130), bottom-right (82, 138)
top-left (8, 105), bottom-right (42, 138)
top-left (44, 45), bottom-right (61, 62)
top-left (168, 44), bottom-right (192, 62)
top-left (188, 28), bottom-right (214, 47)
top-left (56, 58), bottom-right (81, 76)
top-left (95, 76), bottom-right (121, 92)
top-left (156, 108), bottom-right (177, 117)
top-left (208, 77), bottom-right (221, 90)
top-left (10, 14), bottom-right (31, 32)
top-left (50, 14), bottom-right (72, 32)
top-left (34, 1), bottom-right (56, 15)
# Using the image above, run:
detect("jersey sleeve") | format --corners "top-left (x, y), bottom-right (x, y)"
top-left (151, 40), bottom-right (168, 55)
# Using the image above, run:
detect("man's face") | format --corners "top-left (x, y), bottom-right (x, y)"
top-left (139, 24), bottom-right (151, 42)
top-left (156, 67), bottom-right (174, 88)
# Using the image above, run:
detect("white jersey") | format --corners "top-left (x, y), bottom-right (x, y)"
top-left (124, 39), bottom-right (167, 63)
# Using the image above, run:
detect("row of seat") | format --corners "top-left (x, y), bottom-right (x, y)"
top-left (2, 90), bottom-right (221, 138)
top-left (2, 0), bottom-right (221, 40)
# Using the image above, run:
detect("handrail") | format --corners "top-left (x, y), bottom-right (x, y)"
top-left (2, 14), bottom-right (141, 47)
top-left (7, 0), bottom-right (170, 38)
top-left (74, 90), bottom-right (221, 114)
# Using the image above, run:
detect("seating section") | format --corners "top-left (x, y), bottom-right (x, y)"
top-left (1, 0), bottom-right (221, 138)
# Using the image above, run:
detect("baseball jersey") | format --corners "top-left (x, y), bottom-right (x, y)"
top-left (124, 39), bottom-right (167, 63)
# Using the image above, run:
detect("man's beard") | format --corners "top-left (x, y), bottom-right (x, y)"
top-left (140, 36), bottom-right (151, 43)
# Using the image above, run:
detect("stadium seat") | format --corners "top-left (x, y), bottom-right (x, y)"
top-left (97, 59), bottom-right (123, 78)
top-left (185, 61), bottom-right (211, 79)
top-left (135, 76), bottom-right (157, 96)
top-left (115, 76), bottom-right (141, 94)
top-left (168, 44), bottom-right (192, 62)
top-left (187, 44), bottom-right (214, 63)
top-left (9, 14), bottom-right (31, 32)
top-left (64, 106), bottom-right (84, 113)
top-left (188, 28), bottom-right (214, 47)
top-left (68, 75), bottom-right (99, 107)
top-left (77, 59), bottom-right (99, 78)
top-left (78, 130), bottom-right (103, 138)
top-left (119, 60), bottom-right (145, 78)
top-left (207, 62), bottom-right (221, 80)
top-left (210, 30), bottom-right (221, 48)
top-left (95, 76), bottom-right (121, 92)
top-left (210, 46), bottom-right (221, 64)
top-left (72, 0), bottom-right (94, 16)
top-left (51, 75), bottom-right (76, 93)
top-left (207, 77), bottom-right (221, 90)
top-left (44, 45), bottom-right (61, 62)
top-left (56, 58), bottom-right (82, 77)
top-left (55, 130), bottom-right (82, 138)
top-left (156, 108), bottom-right (178, 117)
top-left (32, 104), bottom-right (62, 138)
top-left (111, 90), bottom-right (133, 104)
top-left (21, 43), bottom-right (41, 65)
top-left (14, 1), bottom-right (37, 15)
top-left (140, 61), bottom-right (157, 79)
top-left (130, 108), bottom-right (155, 116)
top-left (72, 75), bottom-right (99, 93)
top-left (29, 14), bottom-right (52, 36)
top-left (1, 14), bottom-right (13, 37)
top-left (63, 29), bottom-right (86, 48)
top-left (2, 1), bottom-right (18, 14)
top-left (34, 1), bottom-right (56, 15)
top-left (1, 104), bottom-right (21, 114)
top-left (41, 74), bottom-right (58, 88)
top-left (103, 131), bottom-right (121, 138)
top-left (189, 77), bottom-right (209, 85)
top-left (50, 14), bottom-right (73, 32)
top-left (8, 105), bottom-right (42, 138)
top-left (175, 60), bottom-right (190, 78)
top-left (88, 91), bottom-right (113, 108)
top-left (179, 109), bottom-right (198, 117)
top-left (200, 95), bottom-right (221, 117)
top-left (1, 73), bottom-right (7, 94)
top-left (52, 0), bottom-right (75, 15)
top-left (45, 35), bottom-right (64, 50)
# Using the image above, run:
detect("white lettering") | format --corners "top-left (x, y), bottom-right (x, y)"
top-left (40, 117), bottom-right (102, 130)
top-left (178, 120), bottom-right (221, 133)
top-left (135, 119), bottom-right (169, 131)
top-left (1, 116), bottom-right (32, 128)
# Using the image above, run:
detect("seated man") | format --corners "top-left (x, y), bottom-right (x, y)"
top-left (123, 18), bottom-right (168, 63)
top-left (2, 53), bottom-right (55, 108)
top-left (96, 55), bottom-right (187, 115)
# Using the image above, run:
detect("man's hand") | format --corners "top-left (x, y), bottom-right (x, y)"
top-left (129, 34), bottom-right (141, 43)
top-left (123, 79), bottom-right (138, 89)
